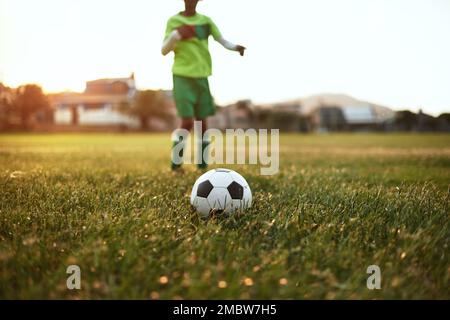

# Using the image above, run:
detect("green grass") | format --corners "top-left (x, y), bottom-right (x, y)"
top-left (0, 133), bottom-right (449, 299)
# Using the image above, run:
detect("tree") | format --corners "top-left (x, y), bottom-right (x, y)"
top-left (14, 84), bottom-right (50, 129)
top-left (394, 110), bottom-right (419, 131)
top-left (0, 83), bottom-right (15, 130)
top-left (120, 90), bottom-right (170, 130)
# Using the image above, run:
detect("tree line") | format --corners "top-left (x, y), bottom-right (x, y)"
top-left (0, 83), bottom-right (174, 131)
top-left (0, 83), bottom-right (51, 130)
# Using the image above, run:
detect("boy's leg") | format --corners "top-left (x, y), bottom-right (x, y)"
top-left (195, 118), bottom-right (209, 170)
top-left (171, 118), bottom-right (193, 171)
top-left (195, 78), bottom-right (216, 170)
top-left (172, 75), bottom-right (196, 170)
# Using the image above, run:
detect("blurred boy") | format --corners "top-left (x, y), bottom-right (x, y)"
top-left (162, 0), bottom-right (245, 170)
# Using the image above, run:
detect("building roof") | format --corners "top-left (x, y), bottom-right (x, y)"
top-left (49, 92), bottom-right (130, 105)
top-left (86, 73), bottom-right (135, 86)
top-left (49, 74), bottom-right (136, 105)
top-left (86, 78), bottom-right (133, 85)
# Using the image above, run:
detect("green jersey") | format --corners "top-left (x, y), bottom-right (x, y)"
top-left (164, 13), bottom-right (222, 78)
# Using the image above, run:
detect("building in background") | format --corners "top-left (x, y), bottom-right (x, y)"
top-left (48, 74), bottom-right (177, 131)
top-left (310, 104), bottom-right (381, 131)
top-left (209, 100), bottom-right (255, 130)
top-left (211, 94), bottom-right (396, 132)
top-left (49, 74), bottom-right (138, 129)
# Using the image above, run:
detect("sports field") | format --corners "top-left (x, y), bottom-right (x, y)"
top-left (0, 133), bottom-right (449, 299)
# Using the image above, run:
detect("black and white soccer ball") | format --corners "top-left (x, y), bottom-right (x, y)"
top-left (190, 168), bottom-right (252, 218)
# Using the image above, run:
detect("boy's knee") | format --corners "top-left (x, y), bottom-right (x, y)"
top-left (181, 118), bottom-right (194, 131)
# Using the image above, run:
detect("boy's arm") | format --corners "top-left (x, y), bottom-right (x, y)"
top-left (161, 30), bottom-right (181, 56)
top-left (161, 25), bottom-right (198, 55)
top-left (217, 37), bottom-right (246, 56)
top-left (209, 18), bottom-right (246, 56)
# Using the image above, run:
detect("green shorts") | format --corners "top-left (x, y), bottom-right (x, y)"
top-left (172, 75), bottom-right (216, 119)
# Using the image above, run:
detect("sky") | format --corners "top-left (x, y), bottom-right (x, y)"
top-left (1, 0), bottom-right (450, 115)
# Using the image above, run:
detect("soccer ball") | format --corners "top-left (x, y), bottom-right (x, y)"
top-left (190, 168), bottom-right (252, 218)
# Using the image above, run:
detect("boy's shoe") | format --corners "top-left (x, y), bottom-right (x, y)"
top-left (171, 163), bottom-right (183, 171)
top-left (171, 137), bottom-right (185, 172)
top-left (171, 165), bottom-right (185, 174)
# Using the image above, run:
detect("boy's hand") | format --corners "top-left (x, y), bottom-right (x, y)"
top-left (176, 25), bottom-right (196, 40)
top-left (236, 45), bottom-right (246, 56)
